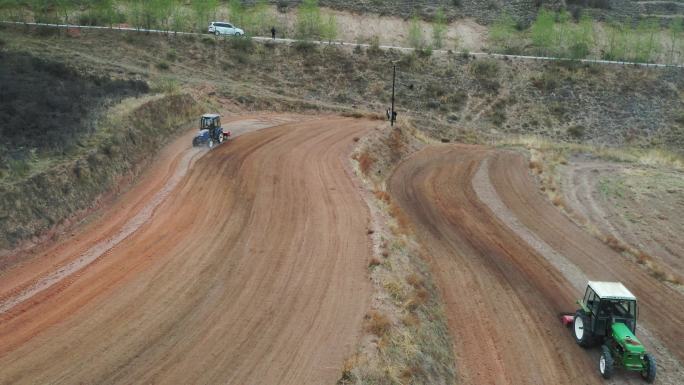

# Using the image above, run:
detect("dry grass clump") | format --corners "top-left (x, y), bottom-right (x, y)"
top-left (406, 273), bottom-right (424, 289)
top-left (636, 251), bottom-right (652, 265)
top-left (374, 190), bottom-right (391, 204)
top-left (635, 251), bottom-right (682, 285)
top-left (551, 194), bottom-right (566, 208)
top-left (529, 160), bottom-right (543, 174)
top-left (406, 288), bottom-right (430, 312)
top-left (353, 151), bottom-right (376, 175)
top-left (389, 202), bottom-right (412, 234)
top-left (384, 280), bottom-right (406, 302)
top-left (604, 235), bottom-right (627, 253)
top-left (402, 313), bottom-right (421, 327)
top-left (366, 311), bottom-right (391, 337)
top-left (400, 365), bottom-right (425, 382)
top-left (368, 257), bottom-right (382, 269)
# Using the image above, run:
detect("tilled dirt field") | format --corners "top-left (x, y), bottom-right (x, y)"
top-left (389, 145), bottom-right (684, 384)
top-left (560, 158), bottom-right (684, 281)
top-left (0, 116), bottom-right (374, 384)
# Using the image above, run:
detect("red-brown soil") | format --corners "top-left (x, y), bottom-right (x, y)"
top-left (389, 145), bottom-right (684, 384)
top-left (0, 116), bottom-right (374, 385)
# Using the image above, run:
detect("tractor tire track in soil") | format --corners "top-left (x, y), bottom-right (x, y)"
top-left (389, 145), bottom-right (684, 384)
top-left (0, 116), bottom-right (374, 385)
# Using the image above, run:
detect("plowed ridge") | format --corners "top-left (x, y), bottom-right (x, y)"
top-left (0, 116), bottom-right (373, 385)
top-left (390, 145), bottom-right (684, 384)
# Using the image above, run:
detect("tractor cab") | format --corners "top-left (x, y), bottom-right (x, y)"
top-left (200, 114), bottom-right (221, 130)
top-left (193, 113), bottom-right (226, 148)
top-left (569, 281), bottom-right (655, 383)
top-left (581, 281), bottom-right (637, 336)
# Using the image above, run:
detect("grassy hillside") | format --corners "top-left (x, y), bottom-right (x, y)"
top-left (0, 51), bottom-right (148, 179)
top-left (0, 12), bottom-right (682, 248)
top-left (1, 1), bottom-right (682, 64)
top-left (0, 43), bottom-right (201, 250)
top-left (2, 24), bottom-right (681, 149)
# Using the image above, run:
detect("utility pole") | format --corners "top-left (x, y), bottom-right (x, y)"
top-left (391, 63), bottom-right (396, 127)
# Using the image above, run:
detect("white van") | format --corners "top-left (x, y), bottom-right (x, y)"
top-left (208, 22), bottom-right (244, 36)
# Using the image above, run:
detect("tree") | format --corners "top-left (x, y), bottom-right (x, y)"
top-left (171, 5), bottom-right (188, 34)
top-left (408, 14), bottom-right (425, 49)
top-left (248, 0), bottom-right (271, 36)
top-left (605, 22), bottom-right (628, 61)
top-left (229, 0), bottom-right (244, 28)
top-left (531, 9), bottom-right (554, 56)
top-left (0, 0), bottom-right (19, 21)
top-left (53, 0), bottom-right (75, 25)
top-left (191, 0), bottom-right (218, 32)
top-left (634, 18), bottom-right (660, 62)
top-left (669, 18), bottom-right (683, 64)
top-left (29, 0), bottom-right (51, 23)
top-left (555, 10), bottom-right (571, 55)
top-left (569, 13), bottom-right (594, 59)
top-left (153, 0), bottom-right (175, 32)
top-left (321, 14), bottom-right (337, 43)
top-left (296, 0), bottom-right (322, 39)
top-left (432, 7), bottom-right (447, 49)
top-left (489, 12), bottom-right (516, 53)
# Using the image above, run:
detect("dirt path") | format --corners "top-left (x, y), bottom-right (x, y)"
top-left (389, 145), bottom-right (684, 384)
top-left (0, 116), bottom-right (374, 385)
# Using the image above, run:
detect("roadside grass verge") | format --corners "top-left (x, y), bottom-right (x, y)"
top-left (341, 120), bottom-right (455, 385)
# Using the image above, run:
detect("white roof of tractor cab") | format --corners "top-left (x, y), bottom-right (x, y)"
top-left (589, 281), bottom-right (636, 300)
top-left (202, 114), bottom-right (220, 119)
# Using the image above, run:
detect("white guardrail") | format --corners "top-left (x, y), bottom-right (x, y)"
top-left (2, 20), bottom-right (683, 69)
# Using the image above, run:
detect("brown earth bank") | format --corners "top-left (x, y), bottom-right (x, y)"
top-left (0, 116), bottom-right (374, 385)
top-left (389, 145), bottom-right (684, 384)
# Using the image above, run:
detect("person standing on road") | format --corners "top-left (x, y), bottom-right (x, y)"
top-left (271, 27), bottom-right (276, 40)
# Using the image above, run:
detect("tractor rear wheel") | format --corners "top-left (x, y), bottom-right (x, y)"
top-left (217, 132), bottom-right (224, 144)
top-left (599, 345), bottom-right (614, 379)
top-left (207, 138), bottom-right (214, 149)
top-left (641, 353), bottom-right (656, 383)
top-left (573, 311), bottom-right (594, 347)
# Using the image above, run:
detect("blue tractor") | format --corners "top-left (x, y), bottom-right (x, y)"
top-left (192, 114), bottom-right (230, 148)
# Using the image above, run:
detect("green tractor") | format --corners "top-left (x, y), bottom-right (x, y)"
top-left (563, 281), bottom-right (656, 382)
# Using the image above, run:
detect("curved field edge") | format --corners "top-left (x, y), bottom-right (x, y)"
top-left (340, 122), bottom-right (456, 385)
top-left (0, 93), bottom-right (201, 256)
top-left (496, 137), bottom-right (684, 290)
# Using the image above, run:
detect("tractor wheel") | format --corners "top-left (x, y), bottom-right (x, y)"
top-left (599, 345), bottom-right (614, 379)
top-left (217, 132), bottom-right (224, 144)
top-left (573, 311), bottom-right (594, 347)
top-left (641, 353), bottom-right (656, 383)
top-left (207, 138), bottom-right (214, 149)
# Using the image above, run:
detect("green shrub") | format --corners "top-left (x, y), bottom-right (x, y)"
top-left (230, 37), bottom-right (255, 52)
top-left (296, 0), bottom-right (322, 39)
top-left (166, 49), bottom-right (177, 61)
top-left (489, 13), bottom-right (517, 53)
top-left (432, 7), bottom-right (447, 49)
top-left (293, 40), bottom-right (317, 54)
top-left (531, 9), bottom-right (554, 55)
top-left (408, 14), bottom-right (425, 50)
top-left (568, 125), bottom-right (586, 139)
top-left (471, 59), bottom-right (499, 79)
top-left (470, 59), bottom-right (500, 92)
